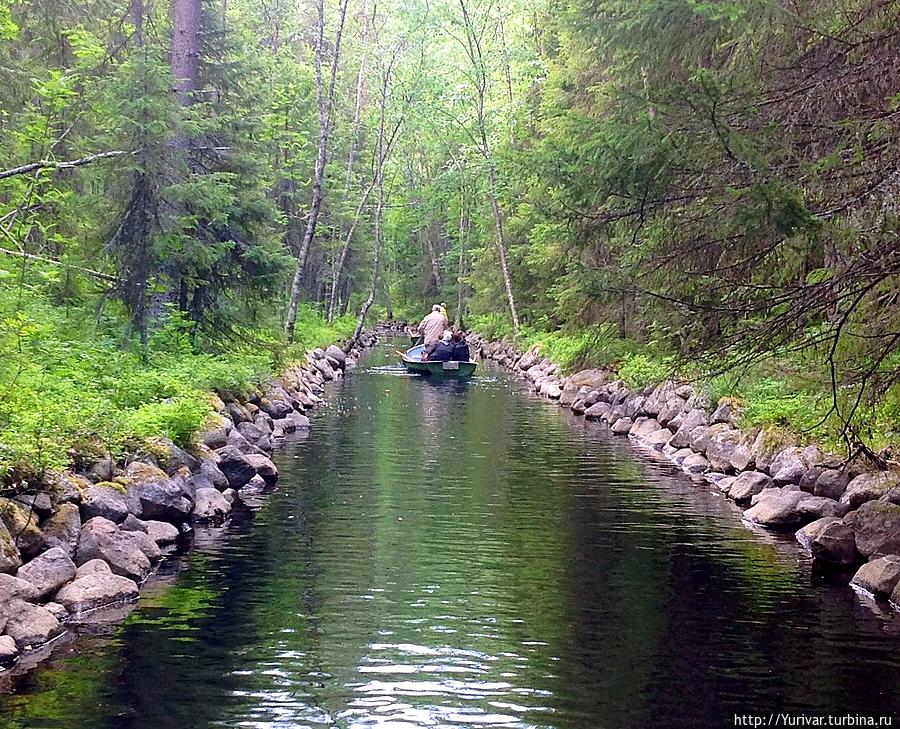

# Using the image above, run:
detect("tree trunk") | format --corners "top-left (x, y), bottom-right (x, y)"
top-left (486, 166), bottom-right (520, 333)
top-left (284, 0), bottom-right (349, 340)
top-left (172, 0), bottom-right (201, 107)
top-left (328, 177), bottom-right (376, 323)
top-left (455, 192), bottom-right (469, 329)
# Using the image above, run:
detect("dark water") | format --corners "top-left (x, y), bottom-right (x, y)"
top-left (2, 343), bottom-right (900, 729)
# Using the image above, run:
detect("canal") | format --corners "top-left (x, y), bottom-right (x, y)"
top-left (1, 343), bottom-right (899, 728)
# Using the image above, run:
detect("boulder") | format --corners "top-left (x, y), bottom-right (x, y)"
top-left (244, 454), bottom-right (278, 485)
top-left (325, 344), bottom-right (347, 366)
top-left (850, 555), bottom-right (900, 598)
top-left (198, 459), bottom-right (229, 491)
top-left (796, 517), bottom-right (840, 550)
top-left (237, 420), bottom-right (268, 446)
top-left (3, 599), bottom-right (63, 649)
top-left (728, 471), bottom-right (774, 502)
top-left (0, 519), bottom-right (23, 574)
top-left (629, 418), bottom-right (661, 439)
top-left (706, 427), bottom-right (744, 472)
top-left (0, 573), bottom-right (39, 603)
top-left (216, 446), bottom-right (257, 488)
top-left (124, 462), bottom-right (192, 523)
top-left (799, 467), bottom-right (824, 494)
top-left (226, 428), bottom-right (262, 455)
top-left (667, 409), bottom-right (707, 448)
top-left (671, 448), bottom-right (694, 465)
top-left (54, 573), bottom-right (139, 615)
top-left (584, 402), bottom-right (611, 421)
top-left (313, 358), bottom-right (335, 380)
top-left (75, 518), bottom-right (152, 582)
top-left (259, 397), bottom-right (293, 420)
top-left (192, 488), bottom-right (232, 522)
top-left (692, 423), bottom-right (733, 455)
top-left (12, 493), bottom-right (52, 521)
top-left (681, 453), bottom-right (710, 474)
top-left (146, 520), bottom-right (179, 546)
top-left (644, 429), bottom-right (673, 451)
top-left (75, 559), bottom-right (112, 579)
top-left (148, 437), bottom-right (200, 475)
top-left (610, 418), bottom-right (633, 435)
top-left (225, 401), bottom-right (253, 424)
top-left (44, 602), bottom-right (67, 621)
top-left (288, 411), bottom-right (311, 430)
top-left (811, 521), bottom-right (860, 567)
top-left (844, 500), bottom-right (900, 558)
top-left (750, 429), bottom-right (790, 474)
top-left (0, 498), bottom-right (45, 560)
top-left (769, 446), bottom-right (807, 483)
top-left (15, 547), bottom-right (77, 600)
top-left (41, 503), bottom-right (82, 558)
top-left (743, 491), bottom-right (806, 528)
top-left (49, 472), bottom-right (88, 506)
top-left (841, 472), bottom-right (900, 510)
top-left (222, 489), bottom-right (238, 504)
top-left (710, 402), bottom-right (735, 424)
top-left (81, 484), bottom-right (129, 523)
top-left (729, 437), bottom-right (755, 473)
top-left (813, 470), bottom-right (849, 500)
top-left (120, 514), bottom-right (149, 533)
top-left (796, 496), bottom-right (848, 521)
top-left (0, 635), bottom-right (18, 664)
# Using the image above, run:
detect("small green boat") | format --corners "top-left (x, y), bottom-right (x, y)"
top-left (400, 344), bottom-right (477, 377)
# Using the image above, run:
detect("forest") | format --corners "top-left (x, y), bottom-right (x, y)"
top-left (0, 0), bottom-right (897, 484)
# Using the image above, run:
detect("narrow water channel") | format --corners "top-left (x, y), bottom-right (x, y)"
top-left (2, 343), bottom-right (899, 728)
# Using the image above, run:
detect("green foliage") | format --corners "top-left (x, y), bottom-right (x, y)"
top-left (617, 354), bottom-right (673, 390)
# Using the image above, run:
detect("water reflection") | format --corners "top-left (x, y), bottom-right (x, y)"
top-left (1, 343), bottom-right (900, 729)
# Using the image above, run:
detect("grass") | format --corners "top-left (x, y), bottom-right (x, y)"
top-left (467, 314), bottom-right (899, 454)
top-left (0, 284), bottom-right (355, 485)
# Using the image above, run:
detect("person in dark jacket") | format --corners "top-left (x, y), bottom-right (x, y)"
top-left (450, 331), bottom-right (470, 362)
top-left (423, 331), bottom-right (454, 361)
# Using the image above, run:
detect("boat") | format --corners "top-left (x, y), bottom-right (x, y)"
top-left (399, 344), bottom-right (478, 377)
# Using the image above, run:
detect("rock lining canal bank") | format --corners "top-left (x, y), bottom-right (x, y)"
top-left (470, 333), bottom-right (900, 614)
top-left (0, 325), bottom-right (395, 674)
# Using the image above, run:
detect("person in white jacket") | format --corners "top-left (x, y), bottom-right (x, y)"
top-left (417, 305), bottom-right (448, 346)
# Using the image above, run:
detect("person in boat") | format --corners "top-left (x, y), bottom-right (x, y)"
top-left (422, 331), bottom-right (454, 362)
top-left (417, 304), bottom-right (448, 347)
top-left (450, 331), bottom-right (470, 362)
top-left (439, 302), bottom-right (449, 321)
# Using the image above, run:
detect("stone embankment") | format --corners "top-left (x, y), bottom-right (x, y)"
top-left (471, 334), bottom-right (900, 609)
top-left (0, 329), bottom-right (385, 670)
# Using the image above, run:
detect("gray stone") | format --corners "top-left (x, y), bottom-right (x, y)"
top-left (288, 411), bottom-right (311, 430)
top-left (728, 471), bottom-right (774, 502)
top-left (681, 453), bottom-right (710, 474)
top-left (644, 429), bottom-right (673, 451)
top-left (750, 430), bottom-right (790, 474)
top-left (0, 635), bottom-right (18, 664)
top-left (75, 518), bottom-right (152, 581)
top-left (75, 559), bottom-right (112, 579)
top-left (796, 517), bottom-right (840, 550)
top-left (124, 462), bottom-right (192, 523)
top-left (225, 401), bottom-right (253, 424)
top-left (796, 496), bottom-right (848, 521)
top-left (54, 573), bottom-right (139, 615)
top-left (12, 493), bottom-right (53, 521)
top-left (44, 601), bottom-right (67, 621)
top-left (15, 547), bottom-right (77, 600)
top-left (671, 448), bottom-right (694, 465)
top-left (711, 402), bottom-right (735, 424)
top-left (706, 427), bottom-right (744, 472)
top-left (629, 418), bottom-right (661, 438)
top-left (226, 428), bottom-right (260, 455)
top-left (850, 555), bottom-right (900, 597)
top-left (192, 488), bottom-right (232, 522)
top-left (0, 517), bottom-right (23, 574)
top-left (773, 463), bottom-right (808, 486)
top-left (610, 418), bottom-right (633, 435)
top-left (325, 344), bottom-right (347, 366)
top-left (844, 500), bottom-right (900, 558)
top-left (215, 446), bottom-right (257, 488)
top-left (120, 514), bottom-right (149, 533)
top-left (584, 402), bottom-right (611, 421)
top-left (150, 437), bottom-right (200, 475)
top-left (811, 521), bottom-right (860, 567)
top-left (729, 438), bottom-right (755, 473)
top-left (146, 520), bottom-right (179, 546)
top-left (841, 472), bottom-right (900, 510)
top-left (245, 454), bottom-right (278, 485)
top-left (814, 470), bottom-right (849, 500)
top-left (743, 490), bottom-right (806, 528)
top-left (82, 484), bottom-right (129, 523)
top-left (799, 467), bottom-right (824, 494)
top-left (0, 498), bottom-right (44, 560)
top-left (4, 599), bottom-right (63, 649)
top-left (41, 503), bottom-right (82, 558)
top-left (0, 573), bottom-right (39, 603)
top-left (221, 488), bottom-right (237, 504)
top-left (237, 420), bottom-right (268, 446)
